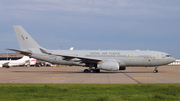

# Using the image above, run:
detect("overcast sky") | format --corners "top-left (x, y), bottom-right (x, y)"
top-left (0, 0), bottom-right (180, 58)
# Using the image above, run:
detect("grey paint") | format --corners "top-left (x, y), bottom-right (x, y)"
top-left (8, 26), bottom-right (175, 72)
top-left (30, 50), bottom-right (174, 67)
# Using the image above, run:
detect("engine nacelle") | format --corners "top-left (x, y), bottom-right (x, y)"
top-left (97, 61), bottom-right (119, 71)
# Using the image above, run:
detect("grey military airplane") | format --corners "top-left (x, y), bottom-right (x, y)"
top-left (7, 26), bottom-right (175, 73)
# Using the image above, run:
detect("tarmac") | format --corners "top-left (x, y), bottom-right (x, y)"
top-left (0, 66), bottom-right (180, 84)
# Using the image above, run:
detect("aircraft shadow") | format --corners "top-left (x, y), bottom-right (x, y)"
top-left (13, 71), bottom-right (154, 74)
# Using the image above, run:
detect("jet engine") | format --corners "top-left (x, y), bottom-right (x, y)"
top-left (97, 61), bottom-right (119, 71)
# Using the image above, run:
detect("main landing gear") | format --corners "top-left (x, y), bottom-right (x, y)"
top-left (84, 64), bottom-right (100, 73)
top-left (84, 67), bottom-right (100, 73)
top-left (84, 69), bottom-right (100, 73)
top-left (153, 66), bottom-right (158, 73)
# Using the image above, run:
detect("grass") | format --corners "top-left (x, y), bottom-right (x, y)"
top-left (0, 83), bottom-right (180, 101)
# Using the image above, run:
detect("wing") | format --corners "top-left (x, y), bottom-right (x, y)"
top-left (52, 54), bottom-right (103, 63)
top-left (2, 62), bottom-right (10, 67)
top-left (7, 48), bottom-right (103, 64)
top-left (39, 48), bottom-right (103, 63)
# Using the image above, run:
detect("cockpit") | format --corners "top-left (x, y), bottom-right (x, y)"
top-left (166, 55), bottom-right (171, 57)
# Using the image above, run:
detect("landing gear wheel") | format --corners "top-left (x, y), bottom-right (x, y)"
top-left (153, 70), bottom-right (158, 73)
top-left (93, 69), bottom-right (97, 73)
top-left (96, 69), bottom-right (100, 73)
top-left (90, 69), bottom-right (94, 73)
top-left (84, 69), bottom-right (89, 73)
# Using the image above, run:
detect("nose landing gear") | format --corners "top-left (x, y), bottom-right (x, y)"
top-left (153, 66), bottom-right (158, 73)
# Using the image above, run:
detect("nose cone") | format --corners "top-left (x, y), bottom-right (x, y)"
top-left (170, 57), bottom-right (176, 63)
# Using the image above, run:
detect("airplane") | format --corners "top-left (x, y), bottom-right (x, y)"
top-left (7, 26), bottom-right (175, 73)
top-left (69, 47), bottom-right (74, 50)
top-left (0, 56), bottom-right (30, 68)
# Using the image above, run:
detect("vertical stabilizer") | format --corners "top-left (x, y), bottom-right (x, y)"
top-left (13, 26), bottom-right (42, 50)
top-left (69, 47), bottom-right (74, 50)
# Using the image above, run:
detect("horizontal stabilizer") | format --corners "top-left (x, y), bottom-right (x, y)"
top-left (6, 48), bottom-right (32, 56)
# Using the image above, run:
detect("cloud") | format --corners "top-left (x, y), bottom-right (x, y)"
top-left (1, 0), bottom-right (180, 19)
top-left (0, 0), bottom-right (180, 57)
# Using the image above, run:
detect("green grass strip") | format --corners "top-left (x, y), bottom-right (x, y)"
top-left (0, 83), bottom-right (180, 101)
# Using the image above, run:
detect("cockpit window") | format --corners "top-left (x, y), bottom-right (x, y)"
top-left (166, 55), bottom-right (171, 57)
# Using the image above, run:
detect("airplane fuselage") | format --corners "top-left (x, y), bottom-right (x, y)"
top-left (30, 49), bottom-right (175, 67)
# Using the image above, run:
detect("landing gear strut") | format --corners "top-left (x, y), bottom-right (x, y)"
top-left (153, 66), bottom-right (158, 73)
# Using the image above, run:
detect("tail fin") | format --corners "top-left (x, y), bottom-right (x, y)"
top-left (13, 26), bottom-right (42, 50)
top-left (69, 47), bottom-right (74, 50)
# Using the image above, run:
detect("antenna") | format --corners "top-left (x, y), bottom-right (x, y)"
top-left (60, 46), bottom-right (63, 50)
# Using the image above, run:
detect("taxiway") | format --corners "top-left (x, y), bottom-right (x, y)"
top-left (0, 66), bottom-right (180, 84)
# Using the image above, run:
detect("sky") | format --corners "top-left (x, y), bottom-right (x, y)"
top-left (0, 0), bottom-right (180, 58)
